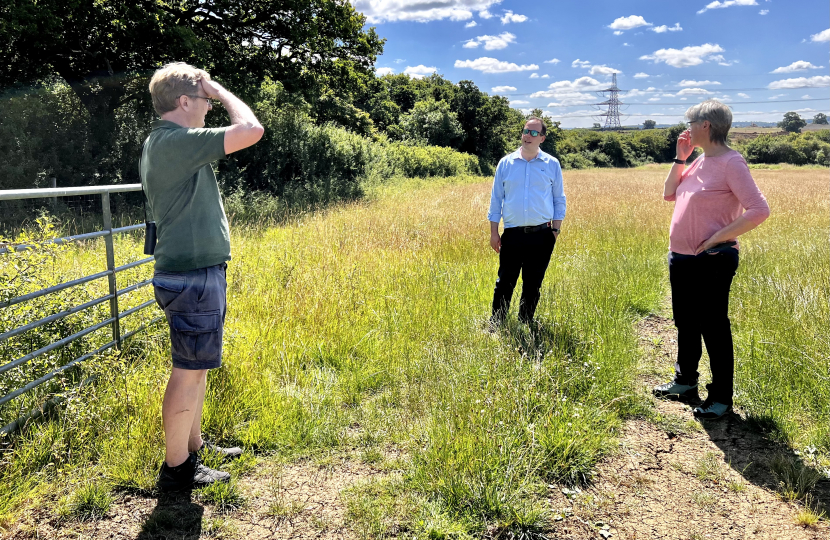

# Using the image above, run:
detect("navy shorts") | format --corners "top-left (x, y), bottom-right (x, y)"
top-left (152, 263), bottom-right (227, 370)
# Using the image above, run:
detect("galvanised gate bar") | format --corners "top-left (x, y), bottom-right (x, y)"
top-left (0, 184), bottom-right (162, 435)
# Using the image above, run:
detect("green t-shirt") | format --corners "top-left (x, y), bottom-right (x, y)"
top-left (140, 120), bottom-right (230, 272)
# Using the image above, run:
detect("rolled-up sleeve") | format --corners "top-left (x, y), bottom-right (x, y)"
top-left (487, 161), bottom-right (505, 223)
top-left (725, 157), bottom-right (770, 225)
top-left (551, 161), bottom-right (566, 220)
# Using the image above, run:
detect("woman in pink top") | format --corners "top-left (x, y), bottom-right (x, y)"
top-left (653, 100), bottom-right (770, 419)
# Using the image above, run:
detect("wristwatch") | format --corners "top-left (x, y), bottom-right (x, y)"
top-left (672, 158), bottom-right (685, 164)
top-left (551, 227), bottom-right (560, 233)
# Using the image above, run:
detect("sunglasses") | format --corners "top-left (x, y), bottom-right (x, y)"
top-left (522, 128), bottom-right (543, 137)
top-left (184, 94), bottom-right (216, 105)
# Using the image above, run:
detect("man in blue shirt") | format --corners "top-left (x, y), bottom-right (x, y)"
top-left (487, 117), bottom-right (567, 326)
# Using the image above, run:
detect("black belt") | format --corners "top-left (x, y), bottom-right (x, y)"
top-left (508, 222), bottom-right (552, 234)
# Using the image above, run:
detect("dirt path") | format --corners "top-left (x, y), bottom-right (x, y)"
top-left (551, 314), bottom-right (829, 540)
top-left (7, 454), bottom-right (399, 540)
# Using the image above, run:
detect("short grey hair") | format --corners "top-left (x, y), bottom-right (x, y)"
top-left (684, 100), bottom-right (732, 145)
top-left (148, 62), bottom-right (208, 115)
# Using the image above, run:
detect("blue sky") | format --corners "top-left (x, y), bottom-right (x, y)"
top-left (351, 0), bottom-right (830, 127)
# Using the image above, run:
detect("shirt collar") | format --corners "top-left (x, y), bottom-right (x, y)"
top-left (513, 147), bottom-right (542, 161)
top-left (152, 119), bottom-right (185, 130)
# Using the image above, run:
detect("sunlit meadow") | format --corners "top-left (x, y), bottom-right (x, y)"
top-left (0, 167), bottom-right (826, 534)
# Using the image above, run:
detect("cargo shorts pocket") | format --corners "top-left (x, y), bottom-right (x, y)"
top-left (153, 273), bottom-right (186, 310)
top-left (169, 310), bottom-right (222, 364)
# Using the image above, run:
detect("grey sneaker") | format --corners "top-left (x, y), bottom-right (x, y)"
top-left (196, 440), bottom-right (243, 461)
top-left (652, 381), bottom-right (699, 402)
top-left (693, 399), bottom-right (732, 420)
top-left (157, 453), bottom-right (230, 492)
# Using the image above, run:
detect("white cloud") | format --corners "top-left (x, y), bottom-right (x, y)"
top-left (651, 23), bottom-right (683, 33)
top-left (634, 72), bottom-right (650, 78)
top-left (768, 75), bottom-right (830, 89)
top-left (811, 29), bottom-right (830, 42)
top-left (769, 94), bottom-right (787, 99)
top-left (530, 73), bottom-right (539, 78)
top-left (572, 59), bottom-right (591, 68)
top-left (623, 43), bottom-right (631, 47)
top-left (590, 65), bottom-right (622, 75)
top-left (463, 32), bottom-right (517, 50)
top-left (640, 43), bottom-right (726, 68)
top-left (648, 97), bottom-right (661, 101)
top-left (541, 74), bottom-right (550, 79)
top-left (501, 10), bottom-right (528, 24)
top-left (613, 31), bottom-right (623, 36)
top-left (625, 87), bottom-right (658, 98)
top-left (697, 0), bottom-right (758, 15)
top-left (465, 21), bottom-right (478, 28)
top-left (352, 0), bottom-right (502, 23)
top-left (544, 58), bottom-right (561, 64)
top-left (404, 65), bottom-right (437, 78)
top-left (376, 67), bottom-right (395, 76)
top-left (608, 15), bottom-right (652, 31)
top-left (454, 57), bottom-right (539, 73)
top-left (531, 77), bottom-right (605, 103)
top-left (771, 61), bottom-right (824, 73)
top-left (677, 87), bottom-right (715, 95)
top-left (679, 79), bottom-right (721, 86)
top-left (511, 100), bottom-right (529, 105)
top-left (759, 9), bottom-right (768, 14)
top-left (802, 94), bottom-right (812, 99)
top-left (737, 93), bottom-right (750, 98)
top-left (491, 85), bottom-right (517, 93)
top-left (394, 58), bottom-right (406, 64)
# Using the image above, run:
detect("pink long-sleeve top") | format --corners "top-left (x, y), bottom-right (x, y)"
top-left (666, 150), bottom-right (770, 255)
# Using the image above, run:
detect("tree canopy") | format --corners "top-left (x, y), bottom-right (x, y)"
top-left (778, 111), bottom-right (807, 134)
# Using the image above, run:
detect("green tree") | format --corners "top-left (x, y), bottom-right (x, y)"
top-left (1, 0), bottom-right (384, 185)
top-left (778, 111), bottom-right (807, 133)
top-left (642, 119), bottom-right (657, 129)
top-left (813, 113), bottom-right (828, 125)
top-left (399, 100), bottom-right (464, 148)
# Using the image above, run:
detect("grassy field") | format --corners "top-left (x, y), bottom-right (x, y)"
top-left (0, 167), bottom-right (827, 535)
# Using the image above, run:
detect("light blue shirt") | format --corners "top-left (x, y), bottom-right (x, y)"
top-left (487, 148), bottom-right (566, 228)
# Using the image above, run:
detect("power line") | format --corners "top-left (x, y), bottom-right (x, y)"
top-left (545, 97), bottom-right (830, 108)
top-left (501, 85), bottom-right (830, 98)
top-left (550, 110), bottom-right (830, 118)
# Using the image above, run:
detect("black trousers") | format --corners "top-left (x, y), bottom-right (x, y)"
top-left (669, 248), bottom-right (739, 405)
top-left (491, 226), bottom-right (556, 323)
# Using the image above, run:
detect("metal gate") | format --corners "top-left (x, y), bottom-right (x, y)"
top-left (0, 184), bottom-right (161, 435)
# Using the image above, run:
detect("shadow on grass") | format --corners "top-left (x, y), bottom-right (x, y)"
top-left (699, 413), bottom-right (829, 519)
top-left (503, 318), bottom-right (590, 363)
top-left (137, 490), bottom-right (203, 540)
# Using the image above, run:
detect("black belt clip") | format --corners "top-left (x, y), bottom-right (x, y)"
top-left (522, 221), bottom-right (551, 234)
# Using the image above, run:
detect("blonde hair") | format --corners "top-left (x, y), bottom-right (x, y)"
top-left (685, 100), bottom-right (732, 145)
top-left (148, 62), bottom-right (207, 115)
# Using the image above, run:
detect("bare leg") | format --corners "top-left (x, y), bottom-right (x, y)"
top-left (188, 371), bottom-right (208, 453)
top-left (162, 368), bottom-right (207, 467)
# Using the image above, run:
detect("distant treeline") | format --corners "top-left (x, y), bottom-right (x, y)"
top-left (553, 127), bottom-right (830, 169)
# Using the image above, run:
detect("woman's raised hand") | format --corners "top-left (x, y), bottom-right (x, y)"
top-left (676, 129), bottom-right (694, 161)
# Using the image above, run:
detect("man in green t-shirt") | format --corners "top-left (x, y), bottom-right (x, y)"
top-left (141, 62), bottom-right (263, 491)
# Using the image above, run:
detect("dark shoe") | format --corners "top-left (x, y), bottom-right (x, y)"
top-left (196, 440), bottom-right (243, 461)
top-left (157, 453), bottom-right (230, 492)
top-left (693, 399), bottom-right (732, 420)
top-left (652, 381), bottom-right (700, 402)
